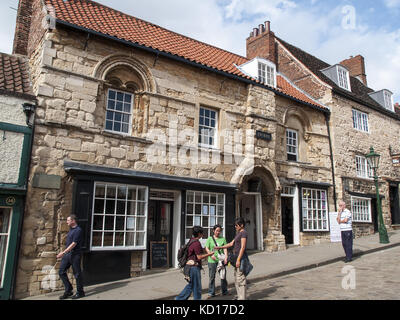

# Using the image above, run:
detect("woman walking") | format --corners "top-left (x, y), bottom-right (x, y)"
top-left (205, 225), bottom-right (228, 298)
top-left (215, 217), bottom-right (252, 300)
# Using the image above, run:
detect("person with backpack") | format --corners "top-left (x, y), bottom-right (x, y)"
top-left (205, 225), bottom-right (228, 298)
top-left (176, 226), bottom-right (215, 300)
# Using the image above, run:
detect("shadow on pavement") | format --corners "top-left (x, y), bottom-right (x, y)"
top-left (84, 280), bottom-right (131, 297)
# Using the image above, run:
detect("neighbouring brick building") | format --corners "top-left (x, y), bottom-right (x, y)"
top-left (0, 53), bottom-right (36, 300)
top-left (11, 0), bottom-right (339, 298)
top-left (245, 21), bottom-right (400, 239)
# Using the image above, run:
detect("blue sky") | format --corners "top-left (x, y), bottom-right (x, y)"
top-left (1, 0), bottom-right (399, 102)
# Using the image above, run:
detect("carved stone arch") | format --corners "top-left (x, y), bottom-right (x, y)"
top-left (93, 54), bottom-right (156, 93)
top-left (283, 106), bottom-right (312, 133)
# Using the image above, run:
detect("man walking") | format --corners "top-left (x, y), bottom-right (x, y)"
top-left (57, 214), bottom-right (85, 299)
top-left (337, 201), bottom-right (353, 263)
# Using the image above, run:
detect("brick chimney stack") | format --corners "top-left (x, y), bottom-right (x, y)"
top-left (246, 21), bottom-right (277, 64)
top-left (13, 0), bottom-right (35, 56)
top-left (340, 55), bottom-right (368, 86)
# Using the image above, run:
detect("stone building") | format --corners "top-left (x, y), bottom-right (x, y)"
top-left (11, 0), bottom-right (336, 298)
top-left (0, 52), bottom-right (36, 300)
top-left (246, 21), bottom-right (400, 238)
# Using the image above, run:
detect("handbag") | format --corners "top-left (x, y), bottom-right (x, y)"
top-left (227, 251), bottom-right (238, 266)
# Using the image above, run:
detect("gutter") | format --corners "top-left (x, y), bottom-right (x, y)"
top-left (10, 102), bottom-right (37, 300)
top-left (55, 20), bottom-right (330, 115)
top-left (325, 113), bottom-right (338, 212)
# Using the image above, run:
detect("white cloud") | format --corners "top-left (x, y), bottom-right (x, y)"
top-left (0, 0), bottom-right (398, 101)
top-left (384, 0), bottom-right (400, 8)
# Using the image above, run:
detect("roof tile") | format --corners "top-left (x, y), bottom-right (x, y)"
top-left (45, 0), bottom-right (326, 110)
top-left (0, 52), bottom-right (33, 96)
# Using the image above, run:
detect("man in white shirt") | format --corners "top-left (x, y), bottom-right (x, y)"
top-left (337, 201), bottom-right (353, 263)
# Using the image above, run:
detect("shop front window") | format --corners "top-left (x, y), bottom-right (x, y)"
top-left (302, 188), bottom-right (329, 232)
top-left (91, 183), bottom-right (148, 250)
top-left (0, 208), bottom-right (11, 288)
top-left (186, 191), bottom-right (225, 240)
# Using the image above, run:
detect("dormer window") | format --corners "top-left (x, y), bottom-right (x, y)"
top-left (320, 64), bottom-right (351, 92)
top-left (384, 90), bottom-right (394, 111)
top-left (236, 57), bottom-right (276, 88)
top-left (337, 66), bottom-right (350, 91)
top-left (368, 89), bottom-right (394, 112)
top-left (258, 62), bottom-right (275, 87)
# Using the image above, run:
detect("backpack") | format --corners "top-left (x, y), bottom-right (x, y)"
top-left (177, 238), bottom-right (197, 269)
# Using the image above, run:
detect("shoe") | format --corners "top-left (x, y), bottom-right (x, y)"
top-left (71, 292), bottom-right (85, 299)
top-left (206, 295), bottom-right (215, 299)
top-left (345, 259), bottom-right (352, 263)
top-left (59, 292), bottom-right (73, 300)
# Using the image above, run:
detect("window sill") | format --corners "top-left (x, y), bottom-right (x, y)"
top-left (102, 130), bottom-right (153, 144)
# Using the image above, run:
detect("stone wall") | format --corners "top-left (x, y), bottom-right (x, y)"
top-left (15, 25), bottom-right (288, 298)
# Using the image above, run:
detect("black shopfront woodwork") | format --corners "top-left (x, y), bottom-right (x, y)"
top-left (66, 161), bottom-right (237, 285)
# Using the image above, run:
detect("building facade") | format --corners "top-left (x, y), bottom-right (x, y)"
top-left (0, 53), bottom-right (36, 300)
top-left (11, 0), bottom-right (337, 298)
top-left (244, 21), bottom-right (400, 238)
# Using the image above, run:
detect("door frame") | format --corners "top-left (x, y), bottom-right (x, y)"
top-left (240, 192), bottom-right (264, 251)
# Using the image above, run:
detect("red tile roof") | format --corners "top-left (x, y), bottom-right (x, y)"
top-left (0, 52), bottom-right (33, 97)
top-left (45, 0), bottom-right (327, 110)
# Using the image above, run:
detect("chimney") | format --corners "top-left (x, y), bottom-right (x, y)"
top-left (13, 0), bottom-right (34, 56)
top-left (340, 55), bottom-right (368, 86)
top-left (246, 20), bottom-right (277, 64)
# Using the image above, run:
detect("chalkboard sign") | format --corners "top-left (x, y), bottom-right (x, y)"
top-left (150, 241), bottom-right (169, 269)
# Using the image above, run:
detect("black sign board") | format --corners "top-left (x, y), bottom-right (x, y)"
top-left (150, 241), bottom-right (169, 269)
top-left (256, 130), bottom-right (272, 142)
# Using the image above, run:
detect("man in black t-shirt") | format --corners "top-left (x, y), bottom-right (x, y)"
top-left (57, 214), bottom-right (85, 299)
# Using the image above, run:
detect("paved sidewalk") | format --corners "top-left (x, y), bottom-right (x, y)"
top-left (24, 230), bottom-right (400, 300)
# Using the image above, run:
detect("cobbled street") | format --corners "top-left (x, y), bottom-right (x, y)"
top-left (212, 246), bottom-right (400, 300)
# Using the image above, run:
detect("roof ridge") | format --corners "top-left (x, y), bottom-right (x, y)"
top-left (275, 36), bottom-right (331, 69)
top-left (61, 0), bottom-right (248, 61)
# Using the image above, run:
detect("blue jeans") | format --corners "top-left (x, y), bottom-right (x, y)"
top-left (341, 231), bottom-right (353, 261)
top-left (208, 263), bottom-right (228, 296)
top-left (176, 266), bottom-right (202, 300)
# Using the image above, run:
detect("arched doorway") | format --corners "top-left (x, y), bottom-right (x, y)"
top-left (236, 166), bottom-right (279, 251)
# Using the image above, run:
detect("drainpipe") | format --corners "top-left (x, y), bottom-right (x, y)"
top-left (10, 102), bottom-right (36, 299)
top-left (325, 112), bottom-right (338, 212)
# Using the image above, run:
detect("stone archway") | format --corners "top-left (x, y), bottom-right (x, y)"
top-left (235, 166), bottom-right (286, 252)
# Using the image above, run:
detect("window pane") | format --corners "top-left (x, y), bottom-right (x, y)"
top-left (94, 199), bottom-right (105, 214)
top-left (138, 188), bottom-right (146, 201)
top-left (103, 233), bottom-right (114, 246)
top-left (93, 215), bottom-right (104, 231)
top-left (127, 202), bottom-right (136, 216)
top-left (109, 90), bottom-right (116, 100)
top-left (105, 200), bottom-right (115, 215)
top-left (104, 216), bottom-right (115, 231)
top-left (115, 233), bottom-right (124, 247)
top-left (128, 187), bottom-right (137, 201)
top-left (136, 232), bottom-right (145, 246)
top-left (92, 232), bottom-right (102, 247)
top-left (116, 216), bottom-right (125, 231)
top-left (137, 217), bottom-right (146, 231)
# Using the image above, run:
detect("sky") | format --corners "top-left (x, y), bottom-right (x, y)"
top-left (1, 0), bottom-right (399, 102)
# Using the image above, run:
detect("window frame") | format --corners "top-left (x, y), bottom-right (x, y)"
top-left (185, 191), bottom-right (225, 242)
top-left (384, 90), bottom-right (394, 112)
top-left (351, 196), bottom-right (372, 223)
top-left (90, 182), bottom-right (149, 251)
top-left (258, 61), bottom-right (276, 87)
top-left (286, 129), bottom-right (299, 162)
top-left (337, 66), bottom-right (351, 91)
top-left (301, 188), bottom-right (329, 232)
top-left (352, 109), bottom-right (369, 133)
top-left (105, 88), bottom-right (134, 136)
top-left (198, 106), bottom-right (219, 149)
top-left (355, 155), bottom-right (373, 179)
top-left (0, 207), bottom-right (12, 289)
